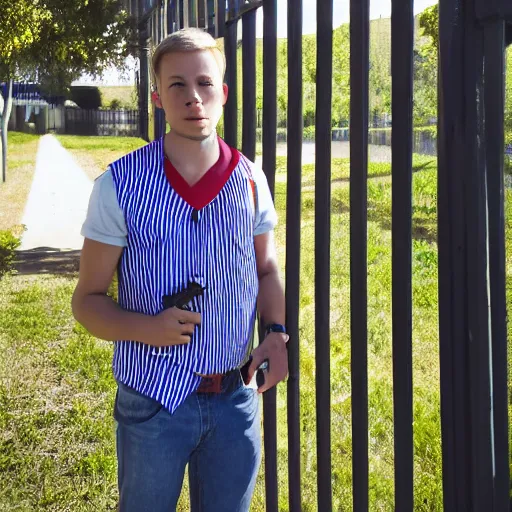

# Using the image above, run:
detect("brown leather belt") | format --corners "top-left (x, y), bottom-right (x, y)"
top-left (196, 369), bottom-right (240, 394)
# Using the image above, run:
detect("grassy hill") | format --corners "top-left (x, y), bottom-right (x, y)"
top-left (98, 86), bottom-right (137, 110)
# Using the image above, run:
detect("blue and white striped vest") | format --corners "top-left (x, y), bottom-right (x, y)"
top-left (109, 137), bottom-right (259, 413)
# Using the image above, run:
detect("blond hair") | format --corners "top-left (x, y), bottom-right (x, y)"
top-left (151, 28), bottom-right (226, 88)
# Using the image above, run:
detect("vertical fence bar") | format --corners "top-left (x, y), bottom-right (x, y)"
top-left (484, 20), bottom-right (510, 509)
top-left (156, 3), bottom-right (161, 42)
top-left (391, 0), bottom-right (414, 509)
top-left (215, 0), bottom-right (224, 38)
top-left (464, 17), bottom-right (494, 508)
top-left (261, 2), bottom-right (278, 510)
top-left (167, 0), bottom-right (173, 33)
top-left (241, 9), bottom-right (256, 161)
top-left (437, 1), bottom-right (472, 507)
top-left (262, 0), bottom-right (277, 193)
top-left (223, 14), bottom-right (238, 147)
top-left (349, 0), bottom-right (369, 508)
top-left (315, 0), bottom-right (333, 509)
top-left (286, 0), bottom-right (302, 509)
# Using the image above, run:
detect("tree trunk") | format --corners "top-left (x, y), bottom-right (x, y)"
top-left (1, 79), bottom-right (13, 183)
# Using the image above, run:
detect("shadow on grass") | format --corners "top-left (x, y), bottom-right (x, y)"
top-left (302, 161), bottom-right (435, 189)
top-left (14, 247), bottom-right (80, 277)
top-left (367, 209), bottom-right (437, 244)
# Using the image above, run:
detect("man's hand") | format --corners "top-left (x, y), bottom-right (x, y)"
top-left (247, 332), bottom-right (289, 394)
top-left (148, 308), bottom-right (201, 347)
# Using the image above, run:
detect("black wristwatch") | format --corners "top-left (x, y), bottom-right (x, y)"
top-left (265, 323), bottom-right (286, 336)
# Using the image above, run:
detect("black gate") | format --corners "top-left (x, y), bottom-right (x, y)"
top-left (64, 108), bottom-right (140, 137)
top-left (128, 0), bottom-right (512, 509)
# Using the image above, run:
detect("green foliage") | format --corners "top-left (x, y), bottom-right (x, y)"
top-left (0, 0), bottom-right (132, 94)
top-left (70, 86), bottom-right (102, 110)
top-left (0, 0), bottom-right (51, 79)
top-left (369, 18), bottom-right (392, 120)
top-left (108, 99), bottom-right (122, 110)
top-left (419, 5), bottom-right (439, 50)
top-left (245, 12), bottom-right (439, 128)
top-left (0, 229), bottom-right (21, 277)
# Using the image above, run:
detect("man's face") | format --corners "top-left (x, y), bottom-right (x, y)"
top-left (154, 50), bottom-right (227, 141)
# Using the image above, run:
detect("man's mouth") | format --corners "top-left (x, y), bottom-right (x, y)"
top-left (185, 117), bottom-right (207, 121)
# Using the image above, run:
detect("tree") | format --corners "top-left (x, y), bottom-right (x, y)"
top-left (0, 0), bottom-right (50, 182)
top-left (29, 0), bottom-right (132, 96)
top-left (0, 0), bottom-right (133, 181)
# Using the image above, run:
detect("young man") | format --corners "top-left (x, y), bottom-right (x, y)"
top-left (72, 28), bottom-right (288, 512)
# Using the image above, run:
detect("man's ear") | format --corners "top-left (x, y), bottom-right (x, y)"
top-left (222, 83), bottom-right (228, 106)
top-left (152, 90), bottom-right (163, 109)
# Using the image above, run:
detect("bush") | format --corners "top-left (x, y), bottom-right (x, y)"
top-left (70, 86), bottom-right (102, 109)
top-left (0, 229), bottom-right (21, 277)
top-left (109, 99), bottom-right (122, 110)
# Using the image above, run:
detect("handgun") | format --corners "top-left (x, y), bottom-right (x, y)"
top-left (240, 356), bottom-right (268, 388)
top-left (162, 281), bottom-right (206, 311)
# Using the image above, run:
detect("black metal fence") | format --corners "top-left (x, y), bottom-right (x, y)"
top-left (137, 0), bottom-right (511, 509)
top-left (64, 108), bottom-right (139, 137)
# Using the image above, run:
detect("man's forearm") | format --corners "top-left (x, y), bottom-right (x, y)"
top-left (257, 270), bottom-right (286, 327)
top-left (72, 293), bottom-right (153, 343)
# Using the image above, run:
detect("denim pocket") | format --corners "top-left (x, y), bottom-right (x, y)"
top-left (114, 382), bottom-right (164, 426)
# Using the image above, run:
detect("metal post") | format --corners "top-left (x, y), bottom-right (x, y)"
top-left (349, 0), bottom-right (370, 508)
top-left (241, 10), bottom-right (257, 161)
top-left (223, 18), bottom-right (238, 147)
top-left (261, 2), bottom-right (278, 511)
top-left (286, 0), bottom-right (303, 509)
top-left (139, 18), bottom-right (151, 142)
top-left (438, 0), bottom-right (498, 508)
top-left (483, 19), bottom-right (510, 510)
top-left (391, 0), bottom-right (414, 509)
top-left (315, 0), bottom-right (333, 509)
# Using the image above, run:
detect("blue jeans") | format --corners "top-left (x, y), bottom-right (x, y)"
top-left (114, 371), bottom-right (261, 512)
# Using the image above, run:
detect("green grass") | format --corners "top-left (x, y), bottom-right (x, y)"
top-left (55, 135), bottom-right (148, 180)
top-left (0, 139), bottom-right (510, 510)
top-left (55, 135), bottom-right (146, 152)
top-left (271, 155), bottom-right (443, 510)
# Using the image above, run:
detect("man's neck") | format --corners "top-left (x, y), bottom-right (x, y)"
top-left (164, 130), bottom-right (220, 186)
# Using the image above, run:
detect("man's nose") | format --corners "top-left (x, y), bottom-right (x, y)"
top-left (186, 89), bottom-right (202, 106)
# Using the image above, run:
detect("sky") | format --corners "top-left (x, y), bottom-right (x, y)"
top-left (75, 0), bottom-right (438, 86)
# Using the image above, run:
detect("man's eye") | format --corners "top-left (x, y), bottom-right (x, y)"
top-left (200, 82), bottom-right (213, 87)
top-left (170, 82), bottom-right (184, 88)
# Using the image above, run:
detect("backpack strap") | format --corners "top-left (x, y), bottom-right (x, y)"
top-left (238, 153), bottom-right (258, 217)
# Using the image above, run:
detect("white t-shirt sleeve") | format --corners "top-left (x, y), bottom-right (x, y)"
top-left (252, 165), bottom-right (278, 236)
top-left (81, 169), bottom-right (128, 247)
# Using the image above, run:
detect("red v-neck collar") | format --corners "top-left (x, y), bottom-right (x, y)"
top-left (163, 137), bottom-right (240, 210)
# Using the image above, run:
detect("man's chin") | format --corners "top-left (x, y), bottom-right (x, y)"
top-left (169, 127), bottom-right (216, 142)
